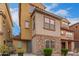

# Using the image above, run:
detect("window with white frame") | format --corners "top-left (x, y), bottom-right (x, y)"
top-left (45, 40), bottom-right (55, 48)
top-left (25, 21), bottom-right (29, 28)
top-left (44, 17), bottom-right (55, 30)
top-left (44, 17), bottom-right (50, 29)
top-left (66, 32), bottom-right (73, 37)
top-left (50, 19), bottom-right (55, 30)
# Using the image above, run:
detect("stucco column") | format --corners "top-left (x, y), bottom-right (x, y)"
top-left (71, 42), bottom-right (74, 51)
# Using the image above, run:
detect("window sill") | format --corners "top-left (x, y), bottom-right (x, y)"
top-left (43, 27), bottom-right (55, 31)
top-left (25, 28), bottom-right (30, 29)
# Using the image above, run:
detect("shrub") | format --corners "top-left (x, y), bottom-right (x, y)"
top-left (17, 48), bottom-right (25, 53)
top-left (43, 48), bottom-right (53, 56)
top-left (0, 45), bottom-right (10, 56)
top-left (61, 48), bottom-right (68, 56)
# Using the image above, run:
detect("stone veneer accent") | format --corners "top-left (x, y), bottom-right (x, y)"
top-left (32, 35), bottom-right (61, 56)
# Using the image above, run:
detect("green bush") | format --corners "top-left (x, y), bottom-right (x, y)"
top-left (61, 48), bottom-right (68, 56)
top-left (17, 48), bottom-right (25, 53)
top-left (43, 48), bottom-right (53, 56)
top-left (0, 45), bottom-right (10, 56)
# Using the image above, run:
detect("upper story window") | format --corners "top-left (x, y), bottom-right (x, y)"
top-left (50, 19), bottom-right (55, 30)
top-left (44, 17), bottom-right (55, 30)
top-left (29, 5), bottom-right (35, 13)
top-left (66, 32), bottom-right (73, 37)
top-left (44, 17), bottom-right (50, 29)
top-left (25, 21), bottom-right (29, 28)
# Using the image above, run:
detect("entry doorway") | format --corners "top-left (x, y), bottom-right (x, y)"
top-left (61, 42), bottom-right (66, 48)
top-left (26, 40), bottom-right (32, 53)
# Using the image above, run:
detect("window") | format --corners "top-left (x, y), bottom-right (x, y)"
top-left (25, 21), bottom-right (29, 28)
top-left (45, 17), bottom-right (50, 23)
top-left (50, 19), bottom-right (55, 30)
top-left (51, 41), bottom-right (55, 48)
top-left (33, 16), bottom-right (35, 30)
top-left (44, 17), bottom-right (55, 30)
top-left (45, 40), bottom-right (54, 48)
top-left (46, 40), bottom-right (50, 48)
top-left (18, 41), bottom-right (23, 48)
top-left (29, 5), bottom-right (35, 13)
top-left (66, 32), bottom-right (73, 37)
top-left (44, 17), bottom-right (50, 29)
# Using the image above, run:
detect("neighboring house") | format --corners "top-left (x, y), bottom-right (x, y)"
top-left (60, 19), bottom-right (74, 51)
top-left (31, 8), bottom-right (61, 55)
top-left (17, 3), bottom-right (75, 55)
top-left (70, 23), bottom-right (79, 52)
top-left (18, 3), bottom-right (46, 53)
top-left (0, 4), bottom-right (13, 48)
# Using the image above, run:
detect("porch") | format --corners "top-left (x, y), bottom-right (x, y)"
top-left (61, 39), bottom-right (79, 52)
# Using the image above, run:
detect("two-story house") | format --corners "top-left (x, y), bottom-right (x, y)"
top-left (31, 8), bottom-right (62, 55)
top-left (70, 23), bottom-right (79, 52)
top-left (16, 3), bottom-right (75, 55)
top-left (60, 19), bottom-right (74, 51)
top-left (13, 3), bottom-right (46, 53)
top-left (0, 4), bottom-right (13, 48)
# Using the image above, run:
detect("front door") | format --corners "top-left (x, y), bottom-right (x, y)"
top-left (61, 42), bottom-right (66, 48)
top-left (26, 40), bottom-right (32, 53)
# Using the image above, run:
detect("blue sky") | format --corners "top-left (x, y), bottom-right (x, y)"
top-left (8, 3), bottom-right (20, 36)
top-left (8, 3), bottom-right (79, 36)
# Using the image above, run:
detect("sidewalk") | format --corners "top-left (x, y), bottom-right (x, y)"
top-left (10, 53), bottom-right (36, 56)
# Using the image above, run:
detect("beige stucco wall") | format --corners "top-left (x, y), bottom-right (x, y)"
top-left (0, 15), bottom-right (3, 33)
top-left (20, 3), bottom-right (32, 40)
top-left (20, 3), bottom-right (46, 40)
top-left (0, 4), bottom-right (12, 46)
top-left (0, 14), bottom-right (5, 46)
top-left (32, 12), bottom-right (61, 37)
top-left (13, 39), bottom-right (27, 53)
top-left (0, 4), bottom-right (12, 30)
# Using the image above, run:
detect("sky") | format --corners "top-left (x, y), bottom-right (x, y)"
top-left (8, 3), bottom-right (79, 36)
top-left (8, 3), bottom-right (20, 36)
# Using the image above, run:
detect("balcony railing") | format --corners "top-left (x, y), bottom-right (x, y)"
top-left (61, 24), bottom-right (69, 29)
